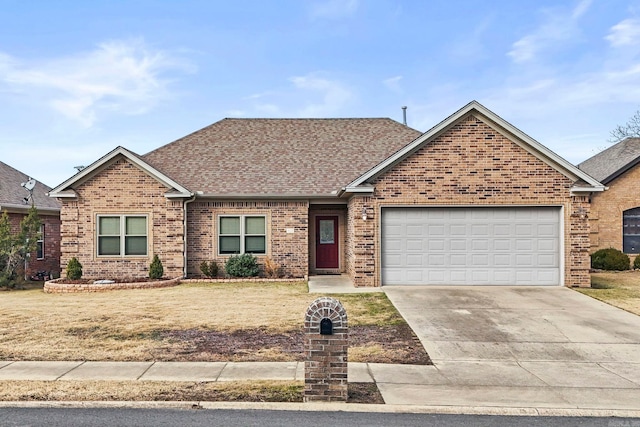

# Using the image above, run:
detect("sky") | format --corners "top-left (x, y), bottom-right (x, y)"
top-left (2, 0), bottom-right (640, 188)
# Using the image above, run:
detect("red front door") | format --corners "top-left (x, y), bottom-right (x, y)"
top-left (316, 216), bottom-right (339, 269)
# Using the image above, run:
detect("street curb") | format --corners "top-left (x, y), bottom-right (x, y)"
top-left (2, 401), bottom-right (640, 418)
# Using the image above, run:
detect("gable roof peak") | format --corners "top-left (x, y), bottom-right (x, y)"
top-left (344, 100), bottom-right (604, 193)
top-left (48, 146), bottom-right (192, 199)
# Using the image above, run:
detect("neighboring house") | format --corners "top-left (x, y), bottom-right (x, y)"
top-left (49, 101), bottom-right (604, 287)
top-left (578, 137), bottom-right (640, 257)
top-left (0, 161), bottom-right (62, 278)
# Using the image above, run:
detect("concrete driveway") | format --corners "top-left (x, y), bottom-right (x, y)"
top-left (380, 286), bottom-right (640, 409)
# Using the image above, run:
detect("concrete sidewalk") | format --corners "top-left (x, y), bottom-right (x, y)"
top-left (0, 361), bottom-right (304, 382)
top-left (2, 360), bottom-right (640, 414)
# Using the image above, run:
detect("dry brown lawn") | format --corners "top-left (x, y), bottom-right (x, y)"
top-left (576, 271), bottom-right (640, 315)
top-left (0, 380), bottom-right (303, 402)
top-left (0, 380), bottom-right (383, 403)
top-left (0, 281), bottom-right (428, 364)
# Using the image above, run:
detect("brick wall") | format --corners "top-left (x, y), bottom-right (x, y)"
top-left (32, 214), bottom-right (61, 277)
top-left (58, 157), bottom-right (185, 279)
top-left (346, 196), bottom-right (374, 286)
top-left (4, 211), bottom-right (61, 278)
top-left (589, 165), bottom-right (640, 258)
top-left (346, 113), bottom-right (590, 287)
top-left (186, 200), bottom-right (309, 278)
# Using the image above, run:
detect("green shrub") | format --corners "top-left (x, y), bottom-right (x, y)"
top-left (634, 255), bottom-right (640, 270)
top-left (200, 260), bottom-right (219, 278)
top-left (66, 257), bottom-right (83, 280)
top-left (149, 255), bottom-right (164, 279)
top-left (591, 248), bottom-right (630, 271)
top-left (0, 270), bottom-right (17, 288)
top-left (225, 254), bottom-right (259, 278)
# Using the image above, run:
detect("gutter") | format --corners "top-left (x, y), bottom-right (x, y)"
top-left (183, 193), bottom-right (197, 278)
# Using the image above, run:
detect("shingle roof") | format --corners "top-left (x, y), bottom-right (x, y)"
top-left (0, 161), bottom-right (60, 211)
top-left (578, 137), bottom-right (640, 184)
top-left (142, 118), bottom-right (422, 196)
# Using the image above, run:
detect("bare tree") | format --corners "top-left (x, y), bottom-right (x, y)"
top-left (610, 110), bottom-right (640, 143)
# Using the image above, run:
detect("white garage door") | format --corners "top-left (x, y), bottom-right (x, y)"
top-left (381, 207), bottom-right (561, 286)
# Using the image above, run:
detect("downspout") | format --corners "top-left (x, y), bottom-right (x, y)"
top-left (183, 194), bottom-right (197, 278)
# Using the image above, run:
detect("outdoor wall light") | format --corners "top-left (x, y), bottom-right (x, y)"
top-left (577, 207), bottom-right (588, 219)
top-left (362, 206), bottom-right (368, 221)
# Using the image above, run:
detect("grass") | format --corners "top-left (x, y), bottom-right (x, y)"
top-left (0, 380), bottom-right (304, 402)
top-left (0, 380), bottom-right (383, 403)
top-left (0, 281), bottom-right (420, 363)
top-left (575, 271), bottom-right (640, 315)
top-left (0, 281), bottom-right (411, 402)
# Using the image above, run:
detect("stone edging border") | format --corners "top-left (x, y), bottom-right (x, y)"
top-left (180, 277), bottom-right (307, 283)
top-left (43, 277), bottom-right (182, 293)
top-left (43, 276), bottom-right (307, 293)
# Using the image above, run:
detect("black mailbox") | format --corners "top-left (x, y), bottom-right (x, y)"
top-left (320, 318), bottom-right (333, 335)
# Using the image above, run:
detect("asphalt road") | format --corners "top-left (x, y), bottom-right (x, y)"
top-left (1, 408), bottom-right (639, 427)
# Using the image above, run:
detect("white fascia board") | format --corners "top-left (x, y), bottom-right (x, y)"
top-left (341, 186), bottom-right (375, 194)
top-left (347, 100), bottom-right (605, 192)
top-left (571, 186), bottom-right (606, 194)
top-left (48, 146), bottom-right (192, 198)
top-left (47, 190), bottom-right (78, 198)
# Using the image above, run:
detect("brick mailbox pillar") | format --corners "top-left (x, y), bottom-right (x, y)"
top-left (304, 296), bottom-right (348, 402)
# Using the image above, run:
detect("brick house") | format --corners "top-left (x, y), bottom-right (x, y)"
top-left (49, 101), bottom-right (603, 287)
top-left (578, 137), bottom-right (640, 259)
top-left (0, 161), bottom-right (62, 278)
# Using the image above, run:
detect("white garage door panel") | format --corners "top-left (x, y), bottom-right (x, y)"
top-left (381, 207), bottom-right (561, 286)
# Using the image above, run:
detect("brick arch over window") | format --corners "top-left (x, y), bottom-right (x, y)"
top-left (623, 207), bottom-right (640, 254)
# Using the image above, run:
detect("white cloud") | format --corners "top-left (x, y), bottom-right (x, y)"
top-left (508, 0), bottom-right (592, 63)
top-left (254, 103), bottom-right (282, 115)
top-left (309, 0), bottom-right (358, 19)
top-left (243, 90), bottom-right (277, 100)
top-left (0, 39), bottom-right (194, 127)
top-left (383, 75), bottom-right (403, 93)
top-left (289, 74), bottom-right (354, 116)
top-left (606, 18), bottom-right (640, 47)
top-left (225, 109), bottom-right (246, 117)
top-left (237, 73), bottom-right (354, 118)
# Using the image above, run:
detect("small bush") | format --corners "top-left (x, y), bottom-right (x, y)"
top-left (264, 256), bottom-right (281, 278)
top-left (200, 260), bottom-right (219, 278)
top-left (634, 255), bottom-right (640, 270)
top-left (0, 270), bottom-right (17, 288)
top-left (591, 248), bottom-right (630, 271)
top-left (149, 255), bottom-right (164, 279)
top-left (66, 257), bottom-right (83, 280)
top-left (225, 254), bottom-right (259, 278)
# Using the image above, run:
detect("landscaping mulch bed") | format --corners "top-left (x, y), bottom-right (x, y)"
top-left (160, 323), bottom-right (431, 365)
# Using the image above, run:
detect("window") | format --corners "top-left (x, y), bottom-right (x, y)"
top-left (219, 215), bottom-right (266, 255)
top-left (623, 208), bottom-right (640, 254)
top-left (97, 215), bottom-right (148, 256)
top-left (36, 225), bottom-right (44, 259)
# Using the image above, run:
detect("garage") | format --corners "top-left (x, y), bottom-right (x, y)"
top-left (381, 207), bottom-right (561, 286)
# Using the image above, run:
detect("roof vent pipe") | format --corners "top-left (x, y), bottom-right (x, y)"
top-left (402, 106), bottom-right (407, 126)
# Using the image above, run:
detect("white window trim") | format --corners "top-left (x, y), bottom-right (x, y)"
top-left (36, 224), bottom-right (44, 260)
top-left (218, 215), bottom-right (267, 255)
top-left (97, 214), bottom-right (149, 257)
